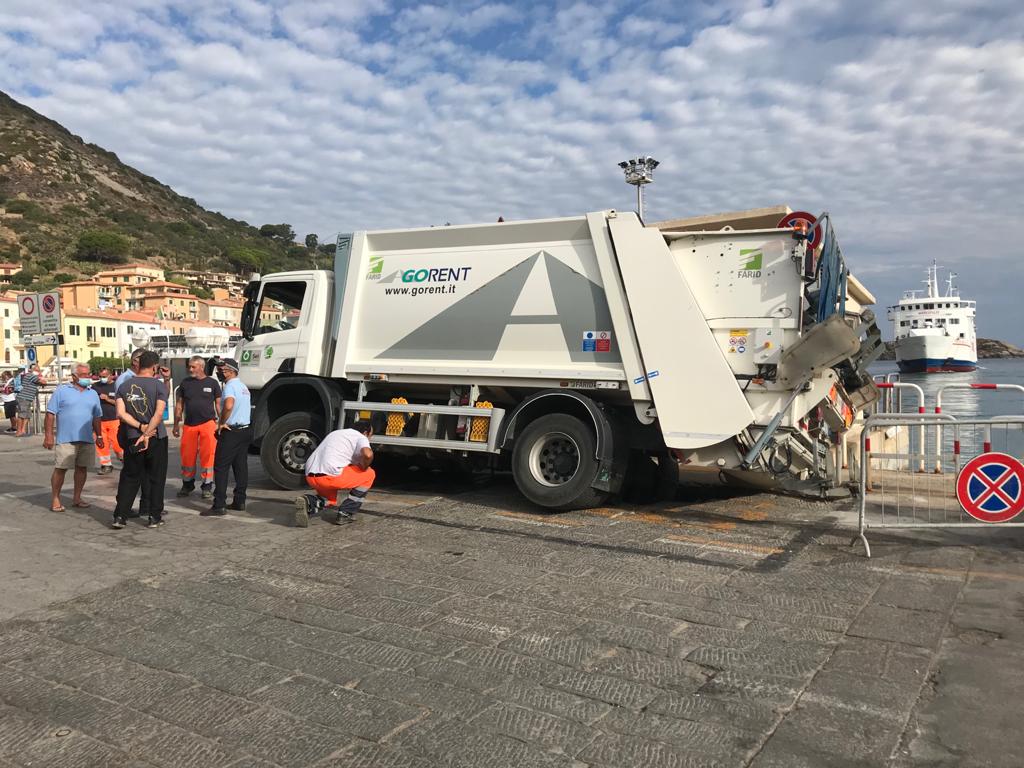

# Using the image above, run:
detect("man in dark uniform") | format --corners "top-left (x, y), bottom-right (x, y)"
top-left (202, 358), bottom-right (251, 517)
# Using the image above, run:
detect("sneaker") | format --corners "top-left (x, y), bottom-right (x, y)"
top-left (228, 501), bottom-right (246, 512)
top-left (5, 428), bottom-right (17, 433)
top-left (147, 517), bottom-right (161, 528)
top-left (176, 484), bottom-right (195, 498)
top-left (98, 466), bottom-right (113, 475)
top-left (293, 495), bottom-right (311, 528)
top-left (322, 506), bottom-right (352, 525)
top-left (201, 484), bottom-right (213, 500)
top-left (200, 507), bottom-right (226, 517)
top-left (111, 516), bottom-right (126, 530)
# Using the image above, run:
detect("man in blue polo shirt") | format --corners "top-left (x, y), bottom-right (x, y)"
top-left (203, 358), bottom-right (252, 517)
top-left (44, 363), bottom-right (104, 512)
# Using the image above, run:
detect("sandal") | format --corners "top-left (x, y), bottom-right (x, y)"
top-left (50, 505), bottom-right (66, 513)
top-left (72, 501), bottom-right (91, 509)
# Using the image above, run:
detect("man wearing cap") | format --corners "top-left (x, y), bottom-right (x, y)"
top-left (203, 358), bottom-right (251, 517)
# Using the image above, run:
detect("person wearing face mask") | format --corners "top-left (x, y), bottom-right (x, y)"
top-left (43, 362), bottom-right (104, 512)
top-left (93, 367), bottom-right (123, 474)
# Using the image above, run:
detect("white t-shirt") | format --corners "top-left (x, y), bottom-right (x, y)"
top-left (304, 428), bottom-right (370, 476)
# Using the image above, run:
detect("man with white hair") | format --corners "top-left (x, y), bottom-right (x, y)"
top-left (43, 362), bottom-right (104, 512)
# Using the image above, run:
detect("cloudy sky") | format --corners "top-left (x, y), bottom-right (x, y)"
top-left (2, 0), bottom-right (1022, 341)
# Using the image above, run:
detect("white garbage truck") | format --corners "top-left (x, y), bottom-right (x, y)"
top-left (235, 209), bottom-right (881, 509)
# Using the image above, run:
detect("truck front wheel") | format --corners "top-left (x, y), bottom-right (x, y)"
top-left (260, 411), bottom-right (325, 490)
top-left (512, 414), bottom-right (608, 510)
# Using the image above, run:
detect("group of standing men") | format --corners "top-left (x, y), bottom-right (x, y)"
top-left (42, 349), bottom-right (252, 528)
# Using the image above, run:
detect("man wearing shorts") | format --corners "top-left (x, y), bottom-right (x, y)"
top-left (293, 420), bottom-right (375, 527)
top-left (43, 363), bottom-right (104, 512)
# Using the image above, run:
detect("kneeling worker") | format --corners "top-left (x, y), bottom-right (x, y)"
top-left (294, 419), bottom-right (375, 527)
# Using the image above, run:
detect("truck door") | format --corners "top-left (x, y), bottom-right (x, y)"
top-left (240, 275), bottom-right (314, 388)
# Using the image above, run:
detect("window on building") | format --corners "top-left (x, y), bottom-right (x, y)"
top-left (3, 329), bottom-right (8, 339)
top-left (69, 324), bottom-right (80, 336)
top-left (3, 308), bottom-right (8, 317)
top-left (87, 326), bottom-right (96, 342)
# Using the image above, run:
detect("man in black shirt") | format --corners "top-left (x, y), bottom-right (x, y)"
top-left (93, 367), bottom-right (122, 474)
top-left (173, 356), bottom-right (221, 499)
top-left (112, 351), bottom-right (169, 530)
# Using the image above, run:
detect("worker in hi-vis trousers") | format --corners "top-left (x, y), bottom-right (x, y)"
top-left (172, 356), bottom-right (222, 499)
top-left (293, 420), bottom-right (375, 527)
top-left (93, 367), bottom-right (122, 474)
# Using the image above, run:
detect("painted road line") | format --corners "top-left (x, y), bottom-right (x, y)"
top-left (656, 533), bottom-right (784, 557)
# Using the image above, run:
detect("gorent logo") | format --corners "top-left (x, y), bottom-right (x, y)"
top-left (401, 267), bottom-right (472, 283)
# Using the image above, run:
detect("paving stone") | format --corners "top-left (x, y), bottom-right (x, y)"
top-left (170, 651), bottom-right (287, 697)
top-left (847, 604), bottom-right (949, 649)
top-left (765, 700), bottom-right (902, 764)
top-left (14, 730), bottom-right (147, 768)
top-left (739, 620), bottom-right (845, 646)
top-left (356, 622), bottom-right (466, 657)
top-left (4, 635), bottom-right (115, 687)
top-left (598, 708), bottom-right (758, 761)
top-left (145, 685), bottom-right (261, 736)
top-left (253, 675), bottom-right (423, 740)
top-left (266, 561), bottom-right (454, 605)
top-left (646, 691), bottom-right (780, 733)
top-left (473, 701), bottom-right (599, 756)
top-left (500, 631), bottom-right (607, 666)
top-left (488, 679), bottom-right (612, 725)
top-left (453, 645), bottom-right (565, 682)
top-left (580, 731), bottom-right (728, 768)
top-left (210, 708), bottom-right (349, 768)
top-left (631, 598), bottom-right (749, 630)
top-left (570, 620), bottom-right (675, 655)
top-left (544, 668), bottom-right (662, 709)
top-left (343, 597), bottom-right (444, 629)
top-left (76, 661), bottom-right (196, 709)
top-left (133, 724), bottom-right (240, 768)
top-left (824, 636), bottom-right (932, 689)
top-left (413, 657), bottom-right (513, 693)
top-left (591, 648), bottom-right (709, 691)
top-left (802, 668), bottom-right (923, 717)
top-left (698, 671), bottom-right (804, 707)
top-left (357, 670), bottom-right (491, 719)
top-left (426, 611), bottom-right (523, 645)
top-left (395, 716), bottom-right (574, 768)
top-left (0, 703), bottom-right (57, 759)
top-left (872, 576), bottom-right (962, 614)
top-left (686, 647), bottom-right (825, 679)
top-left (324, 741), bottom-right (435, 768)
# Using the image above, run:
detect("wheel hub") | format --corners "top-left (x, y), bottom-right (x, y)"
top-left (528, 432), bottom-right (580, 487)
top-left (280, 430), bottom-right (317, 472)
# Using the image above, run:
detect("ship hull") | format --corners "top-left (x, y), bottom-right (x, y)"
top-left (895, 334), bottom-right (977, 374)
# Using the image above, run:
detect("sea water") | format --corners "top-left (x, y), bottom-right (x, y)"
top-left (868, 357), bottom-right (1024, 461)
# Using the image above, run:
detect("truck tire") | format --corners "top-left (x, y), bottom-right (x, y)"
top-left (260, 411), bottom-right (325, 490)
top-left (512, 414), bottom-right (608, 510)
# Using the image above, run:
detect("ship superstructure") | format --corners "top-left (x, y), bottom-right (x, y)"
top-left (889, 263), bottom-right (977, 373)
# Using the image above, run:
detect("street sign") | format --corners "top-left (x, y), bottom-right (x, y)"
top-left (23, 333), bottom-right (59, 346)
top-left (777, 211), bottom-right (823, 250)
top-left (26, 347), bottom-right (36, 364)
top-left (39, 291), bottom-right (61, 334)
top-left (18, 294), bottom-right (41, 335)
top-left (956, 452), bottom-right (1024, 523)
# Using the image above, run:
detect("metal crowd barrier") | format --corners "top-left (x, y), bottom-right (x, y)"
top-left (856, 414), bottom-right (1024, 557)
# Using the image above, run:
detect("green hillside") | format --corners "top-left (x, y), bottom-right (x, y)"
top-left (0, 90), bottom-right (325, 292)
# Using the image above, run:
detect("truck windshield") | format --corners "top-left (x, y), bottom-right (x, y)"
top-left (254, 281), bottom-right (306, 336)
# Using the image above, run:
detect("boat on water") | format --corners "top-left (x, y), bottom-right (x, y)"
top-left (889, 263), bottom-right (977, 373)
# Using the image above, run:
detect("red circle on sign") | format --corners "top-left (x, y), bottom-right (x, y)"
top-left (20, 296), bottom-right (35, 315)
top-left (777, 211), bottom-right (823, 248)
top-left (955, 452), bottom-right (1024, 523)
top-left (42, 295), bottom-right (56, 312)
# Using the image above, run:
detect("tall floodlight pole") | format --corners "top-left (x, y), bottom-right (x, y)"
top-left (618, 156), bottom-right (659, 221)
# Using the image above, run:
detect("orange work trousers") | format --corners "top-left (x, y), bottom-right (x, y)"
top-left (306, 465), bottom-right (376, 506)
top-left (96, 419), bottom-right (123, 467)
top-left (181, 420), bottom-right (217, 484)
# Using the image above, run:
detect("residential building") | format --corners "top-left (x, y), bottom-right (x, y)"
top-left (94, 264), bottom-right (166, 285)
top-left (136, 291), bottom-right (202, 321)
top-left (125, 281), bottom-right (192, 311)
top-left (113, 311), bottom-right (162, 355)
top-left (0, 292), bottom-right (25, 368)
top-left (62, 309), bottom-right (121, 363)
top-left (198, 297), bottom-right (244, 327)
top-left (168, 268), bottom-right (248, 298)
top-left (0, 263), bottom-right (23, 283)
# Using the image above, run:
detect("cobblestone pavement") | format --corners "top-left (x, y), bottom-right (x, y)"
top-left (1, 435), bottom-right (1024, 767)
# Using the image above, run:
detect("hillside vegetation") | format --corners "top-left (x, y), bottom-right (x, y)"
top-left (0, 91), bottom-right (329, 292)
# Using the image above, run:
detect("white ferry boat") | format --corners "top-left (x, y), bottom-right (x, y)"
top-left (889, 263), bottom-right (977, 373)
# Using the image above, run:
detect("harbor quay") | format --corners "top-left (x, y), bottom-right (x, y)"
top-left (1, 435), bottom-right (1023, 768)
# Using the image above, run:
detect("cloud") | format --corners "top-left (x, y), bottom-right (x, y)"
top-left (2, 0), bottom-right (1023, 340)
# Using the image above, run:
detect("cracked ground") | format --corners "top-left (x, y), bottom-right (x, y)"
top-left (1, 435), bottom-right (1023, 767)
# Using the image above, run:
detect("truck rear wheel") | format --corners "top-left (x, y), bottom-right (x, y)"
top-left (512, 414), bottom-right (608, 510)
top-left (260, 411), bottom-right (325, 490)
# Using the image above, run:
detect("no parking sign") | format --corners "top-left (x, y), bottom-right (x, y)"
top-left (955, 452), bottom-right (1024, 523)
